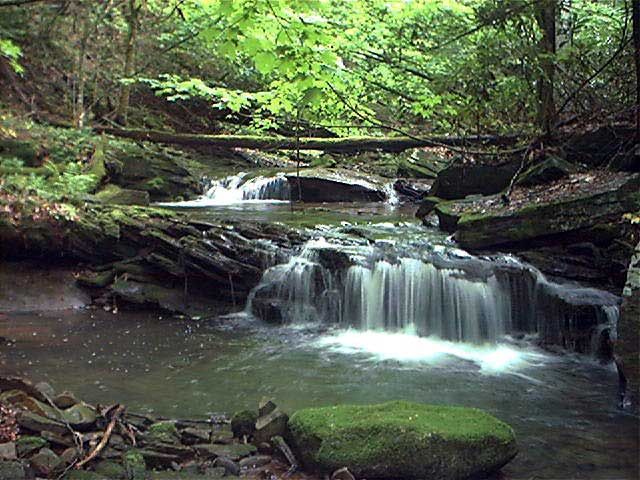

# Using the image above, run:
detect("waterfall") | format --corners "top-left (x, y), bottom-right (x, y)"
top-left (247, 237), bottom-right (620, 355)
top-left (203, 172), bottom-right (290, 203)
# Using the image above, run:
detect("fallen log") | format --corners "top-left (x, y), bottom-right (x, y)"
top-left (94, 126), bottom-right (520, 152)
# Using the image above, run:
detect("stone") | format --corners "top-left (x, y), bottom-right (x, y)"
top-left (0, 377), bottom-right (47, 402)
top-left (29, 447), bottom-right (62, 477)
top-left (139, 449), bottom-right (180, 469)
top-left (122, 450), bottom-right (146, 480)
top-left (239, 454), bottom-right (271, 470)
top-left (53, 392), bottom-right (79, 409)
top-left (288, 400), bottom-right (518, 480)
top-left (16, 436), bottom-right (47, 458)
top-left (0, 390), bottom-right (28, 405)
top-left (213, 456), bottom-right (240, 476)
top-left (144, 441), bottom-right (193, 459)
top-left (209, 430), bottom-right (233, 444)
top-left (146, 421), bottom-right (180, 443)
top-left (59, 447), bottom-right (80, 466)
top-left (204, 466), bottom-right (227, 478)
top-left (180, 427), bottom-right (210, 445)
top-left (256, 442), bottom-right (273, 455)
top-left (94, 185), bottom-right (150, 206)
top-left (0, 444), bottom-right (15, 461)
top-left (285, 168), bottom-right (388, 202)
top-left (253, 409), bottom-right (289, 444)
top-left (0, 460), bottom-right (25, 480)
top-left (63, 471), bottom-right (108, 480)
top-left (258, 398), bottom-right (277, 417)
top-left (429, 160), bottom-right (519, 200)
top-left (16, 410), bottom-right (67, 435)
top-left (230, 410), bottom-right (257, 438)
top-left (516, 156), bottom-right (576, 187)
top-left (62, 403), bottom-right (97, 430)
top-left (34, 382), bottom-right (55, 399)
top-left (194, 443), bottom-right (257, 461)
top-left (41, 430), bottom-right (75, 447)
top-left (94, 460), bottom-right (126, 479)
top-left (415, 196), bottom-right (442, 219)
top-left (618, 240), bottom-right (640, 404)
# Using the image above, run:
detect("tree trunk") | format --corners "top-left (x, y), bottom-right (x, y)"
top-left (634, 0), bottom-right (640, 141)
top-left (115, 0), bottom-right (141, 125)
top-left (535, 0), bottom-right (556, 137)
top-left (93, 126), bottom-right (520, 152)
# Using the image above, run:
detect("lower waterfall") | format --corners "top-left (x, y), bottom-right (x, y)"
top-left (247, 235), bottom-right (620, 354)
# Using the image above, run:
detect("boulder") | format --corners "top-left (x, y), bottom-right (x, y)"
top-left (286, 168), bottom-right (388, 202)
top-left (0, 460), bottom-right (25, 480)
top-left (415, 196), bottom-right (442, 219)
top-left (516, 156), bottom-right (577, 187)
top-left (429, 160), bottom-right (519, 200)
top-left (288, 401), bottom-right (517, 480)
top-left (194, 443), bottom-right (256, 461)
top-left (53, 392), bottom-right (79, 409)
top-left (16, 411), bottom-right (67, 436)
top-left (15, 436), bottom-right (47, 458)
top-left (29, 447), bottom-right (61, 477)
top-left (180, 427), bottom-right (210, 445)
top-left (145, 421), bottom-right (180, 444)
top-left (61, 403), bottom-right (97, 430)
top-left (0, 444), bottom-right (15, 461)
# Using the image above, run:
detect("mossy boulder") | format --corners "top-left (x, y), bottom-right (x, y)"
top-left (94, 185), bottom-right (150, 206)
top-left (288, 401), bottom-right (517, 480)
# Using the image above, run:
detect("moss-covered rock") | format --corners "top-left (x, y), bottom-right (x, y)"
top-left (288, 401), bottom-right (517, 480)
top-left (146, 421), bottom-right (179, 443)
top-left (94, 185), bottom-right (150, 206)
top-left (231, 410), bottom-right (257, 438)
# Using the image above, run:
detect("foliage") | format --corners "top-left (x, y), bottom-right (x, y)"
top-left (0, 38), bottom-right (22, 73)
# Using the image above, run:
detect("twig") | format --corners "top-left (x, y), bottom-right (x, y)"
top-left (75, 404), bottom-right (125, 469)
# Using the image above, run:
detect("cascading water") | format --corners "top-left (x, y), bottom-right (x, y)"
top-left (247, 232), bottom-right (620, 355)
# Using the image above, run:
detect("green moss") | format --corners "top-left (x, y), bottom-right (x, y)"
top-left (146, 421), bottom-right (179, 443)
top-left (288, 401), bottom-right (517, 480)
top-left (122, 450), bottom-right (146, 480)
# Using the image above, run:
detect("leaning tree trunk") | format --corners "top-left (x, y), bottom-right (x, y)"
top-left (535, 0), bottom-right (556, 138)
top-left (115, 0), bottom-right (141, 125)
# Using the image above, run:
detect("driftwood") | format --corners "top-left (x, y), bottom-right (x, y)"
top-left (93, 126), bottom-right (520, 153)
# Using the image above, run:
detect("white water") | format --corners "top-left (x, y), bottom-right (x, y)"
top-left (248, 235), bottom-right (621, 358)
top-left (315, 329), bottom-right (547, 374)
top-left (160, 172), bottom-right (290, 206)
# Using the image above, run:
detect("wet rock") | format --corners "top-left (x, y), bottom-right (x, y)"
top-left (213, 456), bottom-right (240, 476)
top-left (0, 390), bottom-right (28, 405)
top-left (231, 410), bottom-right (257, 438)
top-left (181, 427), bottom-right (210, 445)
top-left (210, 430), bottom-right (233, 444)
top-left (194, 443), bottom-right (257, 461)
top-left (254, 409), bottom-right (289, 444)
top-left (618, 240), bottom-right (640, 403)
top-left (17, 410), bottom-right (67, 435)
top-left (0, 443), bottom-right (16, 461)
top-left (258, 398), bottom-right (277, 418)
top-left (0, 460), bottom-right (25, 480)
top-left (239, 455), bottom-right (271, 470)
top-left (34, 382), bottom-right (55, 399)
top-left (62, 403), bottom-right (97, 431)
top-left (0, 377), bottom-right (47, 402)
top-left (95, 460), bottom-right (126, 479)
top-left (41, 431), bottom-right (75, 448)
top-left (286, 168), bottom-right (388, 202)
top-left (53, 392), bottom-right (79, 409)
top-left (139, 449), bottom-right (180, 469)
top-left (145, 441), bottom-right (193, 459)
top-left (29, 447), bottom-right (61, 477)
top-left (288, 401), bottom-right (517, 480)
top-left (13, 396), bottom-right (58, 418)
top-left (122, 450), bottom-right (146, 480)
top-left (415, 196), bottom-right (442, 219)
top-left (146, 421), bottom-right (180, 443)
top-left (15, 436), bottom-right (47, 458)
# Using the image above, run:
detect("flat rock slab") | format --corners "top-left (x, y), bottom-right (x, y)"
top-left (194, 443), bottom-right (257, 461)
top-left (288, 400), bottom-right (517, 480)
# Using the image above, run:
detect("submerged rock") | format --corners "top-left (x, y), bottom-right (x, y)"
top-left (288, 400), bottom-right (517, 480)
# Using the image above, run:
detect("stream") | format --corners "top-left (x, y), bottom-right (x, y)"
top-left (2, 173), bottom-right (639, 479)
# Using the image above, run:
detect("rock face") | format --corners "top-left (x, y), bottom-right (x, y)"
top-left (286, 168), bottom-right (388, 202)
top-left (453, 174), bottom-right (640, 249)
top-left (288, 401), bottom-right (517, 480)
top-left (618, 241), bottom-right (640, 403)
top-left (0, 204), bottom-right (303, 313)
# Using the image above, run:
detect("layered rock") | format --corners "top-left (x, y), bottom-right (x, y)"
top-left (286, 168), bottom-right (388, 202)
